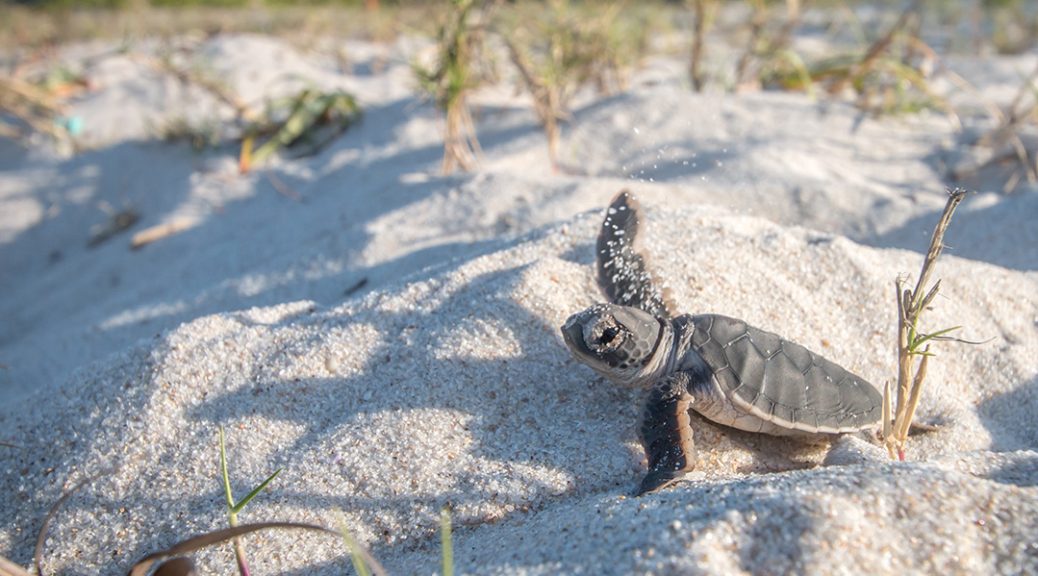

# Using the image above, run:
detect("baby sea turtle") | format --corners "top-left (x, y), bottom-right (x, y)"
top-left (561, 191), bottom-right (882, 495)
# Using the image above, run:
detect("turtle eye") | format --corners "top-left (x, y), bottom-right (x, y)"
top-left (598, 326), bottom-right (619, 345)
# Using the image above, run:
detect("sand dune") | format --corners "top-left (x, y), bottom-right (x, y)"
top-left (1, 30), bottom-right (1036, 575)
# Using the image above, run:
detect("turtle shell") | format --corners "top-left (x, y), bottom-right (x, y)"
top-left (689, 314), bottom-right (882, 434)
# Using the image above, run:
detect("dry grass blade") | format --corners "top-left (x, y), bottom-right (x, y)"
top-left (34, 474), bottom-right (105, 576)
top-left (886, 188), bottom-right (968, 460)
top-left (1, 555), bottom-right (32, 576)
top-left (688, 0), bottom-right (716, 92)
top-left (958, 61), bottom-right (1038, 192)
top-left (0, 76), bottom-right (72, 145)
top-left (881, 381), bottom-right (894, 458)
top-left (130, 217), bottom-right (197, 250)
top-left (152, 557), bottom-right (197, 576)
top-left (126, 522), bottom-right (336, 576)
top-left (136, 54), bottom-right (253, 122)
top-left (734, 0), bottom-right (803, 89)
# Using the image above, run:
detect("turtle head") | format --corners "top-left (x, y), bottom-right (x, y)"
top-left (560, 303), bottom-right (672, 388)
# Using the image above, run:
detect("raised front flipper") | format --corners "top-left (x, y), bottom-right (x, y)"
top-left (597, 191), bottom-right (674, 319)
top-left (638, 373), bottom-right (695, 495)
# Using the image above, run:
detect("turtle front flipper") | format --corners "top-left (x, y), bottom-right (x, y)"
top-left (597, 191), bottom-right (675, 319)
top-left (638, 373), bottom-right (696, 495)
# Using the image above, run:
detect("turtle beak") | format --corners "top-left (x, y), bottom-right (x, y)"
top-left (560, 314), bottom-right (585, 351)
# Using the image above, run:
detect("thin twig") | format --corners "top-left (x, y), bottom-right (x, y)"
top-left (267, 173), bottom-right (302, 203)
top-left (689, 0), bottom-right (711, 92)
top-left (887, 188), bottom-right (968, 459)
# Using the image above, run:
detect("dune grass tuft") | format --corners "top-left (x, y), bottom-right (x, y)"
top-left (502, 0), bottom-right (646, 168)
top-left (414, 0), bottom-right (492, 174)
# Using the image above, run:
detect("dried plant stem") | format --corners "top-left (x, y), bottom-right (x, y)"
top-left (735, 0), bottom-right (803, 87)
top-left (884, 188), bottom-right (967, 460)
top-left (442, 95), bottom-right (480, 173)
top-left (503, 35), bottom-right (562, 167)
top-left (734, 0), bottom-right (767, 86)
top-left (128, 522), bottom-right (335, 576)
top-left (137, 54), bottom-right (254, 121)
top-left (689, 0), bottom-right (712, 92)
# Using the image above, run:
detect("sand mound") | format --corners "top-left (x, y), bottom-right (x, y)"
top-left (2, 199), bottom-right (1035, 573)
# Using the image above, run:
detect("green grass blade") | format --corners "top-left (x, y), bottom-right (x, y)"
top-left (231, 468), bottom-right (283, 514)
top-left (219, 426), bottom-right (235, 510)
top-left (441, 507), bottom-right (453, 576)
top-left (335, 512), bottom-right (371, 576)
top-left (912, 326), bottom-right (962, 351)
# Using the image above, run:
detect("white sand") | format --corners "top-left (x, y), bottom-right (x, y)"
top-left (1, 27), bottom-right (1036, 575)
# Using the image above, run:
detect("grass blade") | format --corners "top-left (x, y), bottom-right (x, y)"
top-left (35, 473), bottom-right (106, 576)
top-left (231, 469), bottom-right (283, 514)
top-left (126, 522), bottom-right (335, 576)
top-left (219, 427), bottom-right (234, 510)
top-left (334, 511), bottom-right (388, 576)
top-left (441, 508), bottom-right (453, 576)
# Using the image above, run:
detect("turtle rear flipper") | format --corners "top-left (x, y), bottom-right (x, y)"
top-left (597, 191), bottom-right (675, 319)
top-left (638, 374), bottom-right (696, 495)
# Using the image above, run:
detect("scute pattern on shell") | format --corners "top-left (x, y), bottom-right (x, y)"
top-left (689, 314), bottom-right (882, 433)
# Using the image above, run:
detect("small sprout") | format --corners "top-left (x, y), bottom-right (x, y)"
top-left (219, 426), bottom-right (283, 576)
top-left (885, 188), bottom-right (969, 460)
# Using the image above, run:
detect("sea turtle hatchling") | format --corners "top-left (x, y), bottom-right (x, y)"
top-left (560, 191), bottom-right (883, 495)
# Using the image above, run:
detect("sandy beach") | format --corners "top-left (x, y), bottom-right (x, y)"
top-left (1, 5), bottom-right (1036, 574)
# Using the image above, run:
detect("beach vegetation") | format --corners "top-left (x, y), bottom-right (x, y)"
top-left (338, 506), bottom-right (454, 576)
top-left (687, 0), bottom-right (718, 92)
top-left (0, 74), bottom-right (77, 150)
top-left (414, 0), bottom-right (492, 174)
top-left (758, 1), bottom-right (947, 117)
top-left (882, 188), bottom-right (968, 461)
top-left (951, 62), bottom-right (1038, 194)
top-left (218, 425), bottom-right (282, 574)
top-left (732, 0), bottom-right (802, 90)
top-left (502, 0), bottom-right (648, 167)
top-left (239, 88), bottom-right (361, 173)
